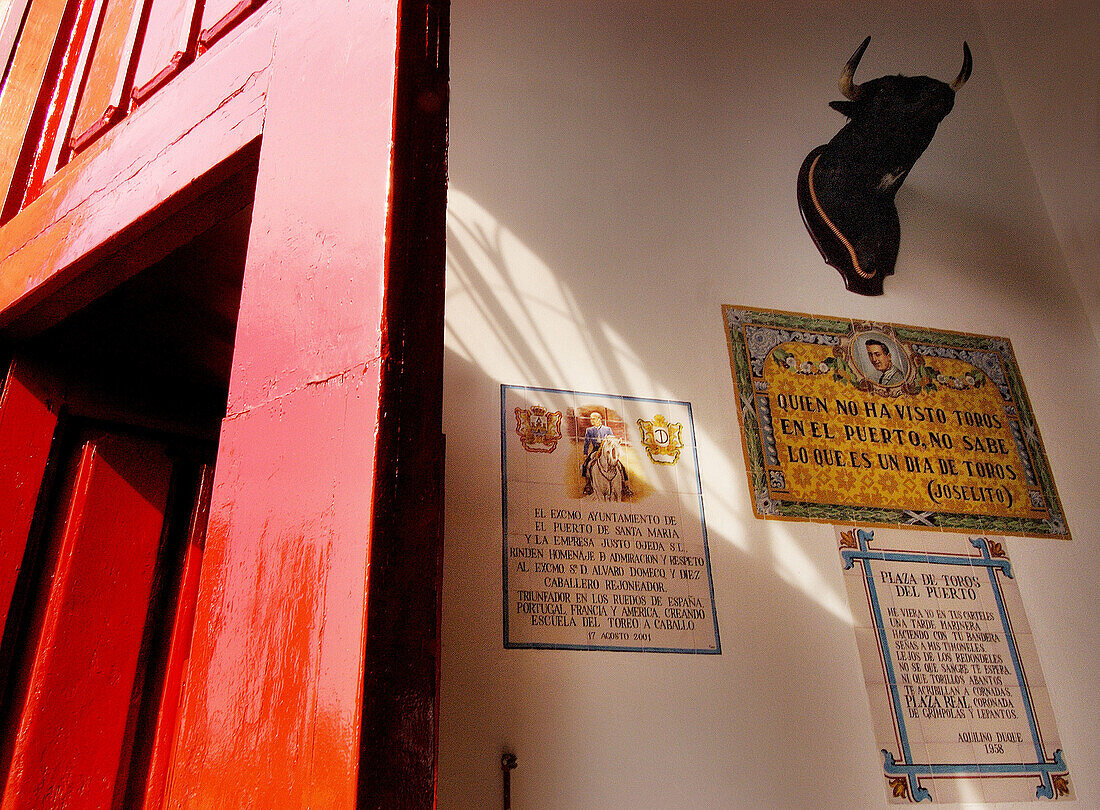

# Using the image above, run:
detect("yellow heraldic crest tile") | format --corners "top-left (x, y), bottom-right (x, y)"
top-left (636, 414), bottom-right (684, 465)
top-left (514, 405), bottom-right (563, 453)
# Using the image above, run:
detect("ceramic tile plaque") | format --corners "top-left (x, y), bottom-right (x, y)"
top-left (838, 527), bottom-right (1071, 803)
top-left (501, 385), bottom-right (719, 653)
top-left (723, 306), bottom-right (1069, 539)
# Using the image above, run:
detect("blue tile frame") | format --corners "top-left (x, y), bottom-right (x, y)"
top-left (841, 529), bottom-right (1068, 801)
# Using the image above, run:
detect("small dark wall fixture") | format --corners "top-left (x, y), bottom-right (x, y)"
top-left (797, 37), bottom-right (971, 295)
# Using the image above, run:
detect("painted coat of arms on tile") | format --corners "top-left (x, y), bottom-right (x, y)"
top-left (514, 404), bottom-right (563, 453)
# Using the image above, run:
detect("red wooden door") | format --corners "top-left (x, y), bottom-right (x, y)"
top-left (0, 361), bottom-right (58, 634)
top-left (0, 413), bottom-right (211, 809)
top-left (2, 434), bottom-right (171, 809)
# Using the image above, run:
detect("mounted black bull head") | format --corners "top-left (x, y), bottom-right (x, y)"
top-left (797, 37), bottom-right (972, 295)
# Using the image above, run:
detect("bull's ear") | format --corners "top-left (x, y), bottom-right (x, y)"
top-left (829, 100), bottom-right (856, 117)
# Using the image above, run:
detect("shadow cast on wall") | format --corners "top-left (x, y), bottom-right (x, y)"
top-left (443, 188), bottom-right (855, 623)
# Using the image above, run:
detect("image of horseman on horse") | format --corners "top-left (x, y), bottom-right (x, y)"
top-left (580, 411), bottom-right (633, 501)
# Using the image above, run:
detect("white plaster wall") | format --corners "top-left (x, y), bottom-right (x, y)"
top-left (973, 0), bottom-right (1100, 348)
top-left (439, 3), bottom-right (1100, 808)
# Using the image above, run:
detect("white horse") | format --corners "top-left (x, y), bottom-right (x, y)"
top-left (585, 435), bottom-right (627, 501)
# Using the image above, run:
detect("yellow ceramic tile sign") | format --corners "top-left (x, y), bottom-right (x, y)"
top-left (766, 343), bottom-right (1027, 516)
top-left (724, 307), bottom-right (1068, 539)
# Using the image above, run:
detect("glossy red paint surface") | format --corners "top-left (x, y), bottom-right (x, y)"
top-left (132, 0), bottom-right (202, 103)
top-left (0, 361), bottom-right (57, 629)
top-left (165, 2), bottom-right (402, 805)
top-left (168, 375), bottom-right (382, 806)
top-left (0, 3), bottom-right (274, 330)
top-left (222, 5), bottom-right (398, 412)
top-left (18, 0), bottom-right (99, 208)
top-left (200, 0), bottom-right (265, 50)
top-left (69, 0), bottom-right (143, 153)
top-left (0, 0), bottom-right (68, 208)
top-left (0, 0), bottom-right (445, 805)
top-left (1, 436), bottom-right (172, 810)
top-left (3, 0), bottom-right (271, 221)
top-left (141, 464), bottom-right (212, 810)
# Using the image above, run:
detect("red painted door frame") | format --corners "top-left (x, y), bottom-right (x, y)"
top-left (359, 2), bottom-right (448, 806)
top-left (165, 2), bottom-right (448, 806)
top-left (0, 0), bottom-right (448, 806)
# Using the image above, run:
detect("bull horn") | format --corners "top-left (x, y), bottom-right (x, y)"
top-left (839, 36), bottom-right (871, 100)
top-left (950, 41), bottom-right (973, 91)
